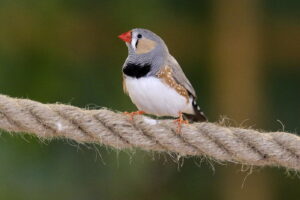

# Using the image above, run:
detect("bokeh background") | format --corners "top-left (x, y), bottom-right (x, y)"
top-left (0, 0), bottom-right (299, 199)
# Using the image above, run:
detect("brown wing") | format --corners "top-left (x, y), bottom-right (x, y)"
top-left (156, 66), bottom-right (190, 102)
top-left (166, 55), bottom-right (196, 98)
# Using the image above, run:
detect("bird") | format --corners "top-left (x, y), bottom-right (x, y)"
top-left (118, 28), bottom-right (207, 130)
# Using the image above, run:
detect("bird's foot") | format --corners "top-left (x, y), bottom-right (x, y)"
top-left (174, 112), bottom-right (189, 133)
top-left (123, 110), bottom-right (145, 120)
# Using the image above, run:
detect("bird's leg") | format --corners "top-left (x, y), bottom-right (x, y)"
top-left (174, 112), bottom-right (189, 133)
top-left (123, 110), bottom-right (145, 120)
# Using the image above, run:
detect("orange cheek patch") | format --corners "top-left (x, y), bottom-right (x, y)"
top-left (136, 38), bottom-right (157, 54)
top-left (157, 66), bottom-right (190, 102)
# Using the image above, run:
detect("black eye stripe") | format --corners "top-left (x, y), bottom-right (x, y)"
top-left (135, 33), bottom-right (142, 48)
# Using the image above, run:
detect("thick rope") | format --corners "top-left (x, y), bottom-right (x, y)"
top-left (0, 94), bottom-right (299, 170)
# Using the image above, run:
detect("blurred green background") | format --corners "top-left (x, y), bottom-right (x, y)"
top-left (0, 0), bottom-right (299, 199)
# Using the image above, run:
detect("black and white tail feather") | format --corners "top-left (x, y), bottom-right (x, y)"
top-left (183, 98), bottom-right (207, 122)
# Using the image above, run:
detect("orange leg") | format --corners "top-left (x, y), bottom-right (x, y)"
top-left (174, 112), bottom-right (189, 133)
top-left (123, 110), bottom-right (145, 120)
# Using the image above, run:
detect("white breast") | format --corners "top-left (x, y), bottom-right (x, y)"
top-left (125, 77), bottom-right (194, 117)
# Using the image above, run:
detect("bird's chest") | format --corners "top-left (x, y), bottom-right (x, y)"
top-left (124, 77), bottom-right (189, 117)
top-left (123, 63), bottom-right (151, 78)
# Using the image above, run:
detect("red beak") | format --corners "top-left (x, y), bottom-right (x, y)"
top-left (118, 30), bottom-right (132, 43)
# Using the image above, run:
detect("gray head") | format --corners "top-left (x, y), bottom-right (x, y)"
top-left (119, 28), bottom-right (169, 74)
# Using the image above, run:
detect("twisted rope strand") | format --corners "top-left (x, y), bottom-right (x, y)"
top-left (0, 94), bottom-right (299, 170)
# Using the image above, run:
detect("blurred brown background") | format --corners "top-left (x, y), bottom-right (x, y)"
top-left (0, 0), bottom-right (299, 199)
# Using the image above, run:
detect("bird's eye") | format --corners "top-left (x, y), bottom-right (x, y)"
top-left (137, 34), bottom-right (142, 39)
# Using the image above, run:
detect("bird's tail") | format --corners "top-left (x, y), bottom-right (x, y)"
top-left (183, 98), bottom-right (207, 122)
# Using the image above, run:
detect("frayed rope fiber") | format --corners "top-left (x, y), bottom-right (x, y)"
top-left (0, 94), bottom-right (299, 170)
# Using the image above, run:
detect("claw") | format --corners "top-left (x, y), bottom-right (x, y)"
top-left (123, 110), bottom-right (145, 120)
top-left (174, 112), bottom-right (189, 133)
